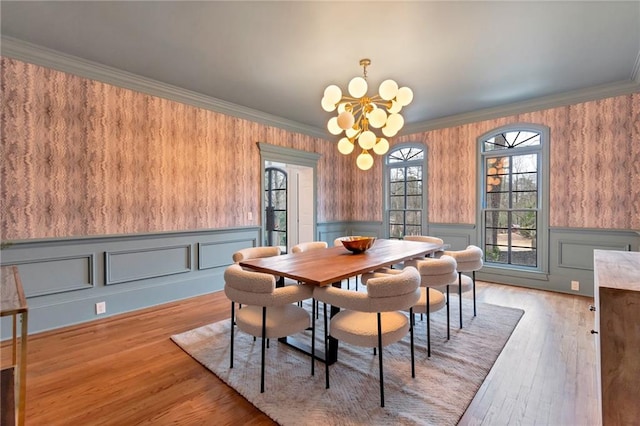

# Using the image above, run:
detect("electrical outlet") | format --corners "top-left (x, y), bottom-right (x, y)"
top-left (96, 301), bottom-right (106, 315)
top-left (248, 211), bottom-right (253, 221)
top-left (571, 280), bottom-right (580, 291)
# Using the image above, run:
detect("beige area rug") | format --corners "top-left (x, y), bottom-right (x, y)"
top-left (172, 301), bottom-right (523, 425)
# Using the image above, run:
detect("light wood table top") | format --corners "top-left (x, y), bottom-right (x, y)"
top-left (239, 238), bottom-right (443, 286)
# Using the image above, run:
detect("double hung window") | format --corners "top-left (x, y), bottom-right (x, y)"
top-left (386, 146), bottom-right (425, 239)
top-left (480, 126), bottom-right (547, 270)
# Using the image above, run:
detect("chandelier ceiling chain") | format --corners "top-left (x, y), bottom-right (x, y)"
top-left (321, 58), bottom-right (413, 170)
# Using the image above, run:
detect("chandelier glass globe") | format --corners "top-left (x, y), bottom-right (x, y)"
top-left (358, 130), bottom-right (376, 150)
top-left (356, 151), bottom-right (374, 170)
top-left (337, 137), bottom-right (354, 155)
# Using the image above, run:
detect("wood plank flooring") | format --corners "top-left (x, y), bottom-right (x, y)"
top-left (1, 282), bottom-right (600, 425)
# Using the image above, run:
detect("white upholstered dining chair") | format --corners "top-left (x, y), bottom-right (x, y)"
top-left (291, 241), bottom-right (328, 313)
top-left (224, 264), bottom-right (315, 393)
top-left (403, 235), bottom-right (445, 259)
top-left (313, 266), bottom-right (421, 407)
top-left (232, 245), bottom-right (298, 286)
top-left (292, 241), bottom-right (328, 253)
top-left (365, 255), bottom-right (455, 356)
top-left (440, 245), bottom-right (483, 328)
top-left (232, 246), bottom-right (281, 263)
top-left (403, 235), bottom-right (444, 245)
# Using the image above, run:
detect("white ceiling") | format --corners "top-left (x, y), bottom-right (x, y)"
top-left (2, 1), bottom-right (639, 138)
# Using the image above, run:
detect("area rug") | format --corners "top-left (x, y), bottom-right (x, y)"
top-left (171, 301), bottom-right (523, 425)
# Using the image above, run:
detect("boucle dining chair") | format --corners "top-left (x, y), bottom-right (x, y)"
top-left (232, 245), bottom-right (297, 286)
top-left (440, 245), bottom-right (483, 328)
top-left (224, 264), bottom-right (315, 393)
top-left (365, 255), bottom-right (454, 356)
top-left (333, 237), bottom-right (348, 248)
top-left (292, 241), bottom-right (328, 253)
top-left (313, 266), bottom-right (421, 407)
top-left (232, 246), bottom-right (281, 263)
top-left (403, 235), bottom-right (445, 255)
top-left (291, 241), bottom-right (328, 314)
top-left (404, 235), bottom-right (444, 244)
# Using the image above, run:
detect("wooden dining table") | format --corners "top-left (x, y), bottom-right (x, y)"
top-left (239, 238), bottom-right (444, 364)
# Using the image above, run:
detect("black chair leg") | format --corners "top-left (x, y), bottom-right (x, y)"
top-left (311, 298), bottom-right (315, 376)
top-left (230, 302), bottom-right (235, 368)
top-left (410, 307), bottom-right (415, 378)
top-left (426, 289), bottom-right (431, 357)
top-left (473, 271), bottom-right (477, 316)
top-left (323, 302), bottom-right (329, 389)
top-left (377, 312), bottom-right (385, 408)
top-left (458, 272), bottom-right (463, 329)
top-left (260, 306), bottom-right (267, 393)
top-left (446, 286), bottom-right (450, 340)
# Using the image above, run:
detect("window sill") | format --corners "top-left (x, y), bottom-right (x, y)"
top-left (479, 264), bottom-right (549, 281)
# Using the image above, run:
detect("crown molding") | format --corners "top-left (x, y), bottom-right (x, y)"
top-left (632, 49), bottom-right (640, 83)
top-left (402, 78), bottom-right (640, 135)
top-left (2, 36), bottom-right (638, 140)
top-left (1, 36), bottom-right (329, 140)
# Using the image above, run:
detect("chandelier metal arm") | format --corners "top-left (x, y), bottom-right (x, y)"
top-left (339, 95), bottom-right (363, 103)
top-left (333, 96), bottom-right (392, 112)
top-left (352, 113), bottom-right (365, 134)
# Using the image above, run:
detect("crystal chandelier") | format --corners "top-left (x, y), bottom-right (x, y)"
top-left (321, 58), bottom-right (413, 170)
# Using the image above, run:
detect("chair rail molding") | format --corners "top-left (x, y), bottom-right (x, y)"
top-left (333, 222), bottom-right (639, 298)
top-left (0, 227), bottom-right (261, 336)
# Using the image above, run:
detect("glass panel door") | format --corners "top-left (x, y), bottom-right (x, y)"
top-left (264, 167), bottom-right (287, 251)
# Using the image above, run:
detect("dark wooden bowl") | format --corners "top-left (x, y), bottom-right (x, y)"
top-left (340, 236), bottom-right (376, 253)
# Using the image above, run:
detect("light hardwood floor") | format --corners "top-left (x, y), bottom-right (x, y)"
top-left (1, 282), bottom-right (600, 425)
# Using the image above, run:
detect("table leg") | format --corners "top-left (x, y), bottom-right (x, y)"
top-left (325, 279), bottom-right (343, 364)
top-left (278, 280), bottom-right (342, 365)
top-left (326, 304), bottom-right (340, 364)
top-left (18, 311), bottom-right (27, 426)
top-left (12, 314), bottom-right (17, 365)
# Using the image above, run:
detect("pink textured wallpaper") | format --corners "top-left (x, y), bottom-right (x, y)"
top-left (0, 58), bottom-right (353, 239)
top-left (394, 94), bottom-right (640, 229)
top-left (1, 57), bottom-right (638, 240)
